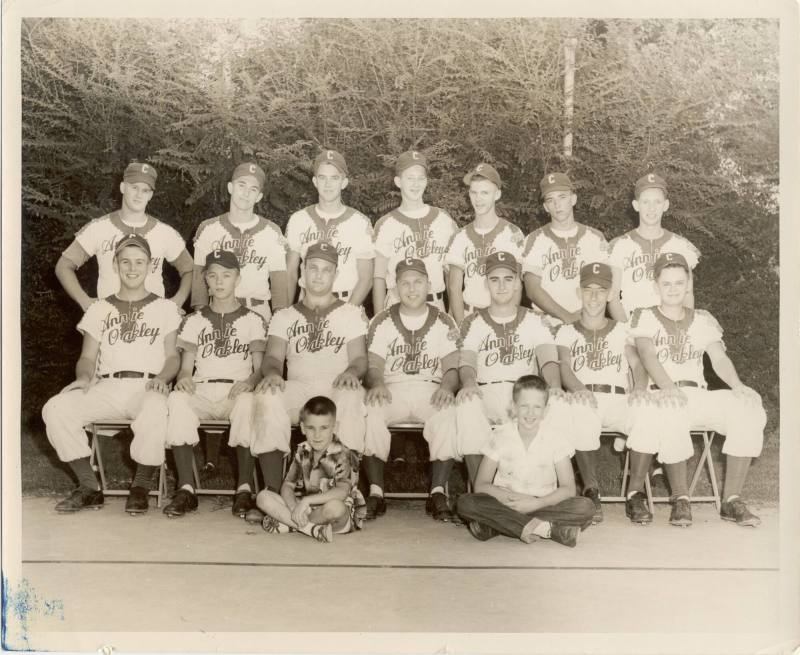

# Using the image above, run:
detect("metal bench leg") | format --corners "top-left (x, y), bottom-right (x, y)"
top-left (192, 454), bottom-right (202, 490)
top-left (621, 449), bottom-right (630, 496)
top-left (688, 431), bottom-right (719, 508)
top-left (644, 472), bottom-right (654, 514)
top-left (92, 427), bottom-right (109, 492)
top-left (157, 463), bottom-right (166, 508)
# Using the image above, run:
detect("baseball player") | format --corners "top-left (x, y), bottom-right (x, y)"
top-left (455, 251), bottom-right (568, 486)
top-left (628, 252), bottom-right (766, 527)
top-left (191, 162), bottom-right (289, 324)
top-left (249, 242), bottom-right (369, 523)
top-left (41, 234), bottom-right (181, 514)
top-left (364, 257), bottom-right (461, 522)
top-left (55, 162), bottom-right (194, 312)
top-left (522, 172), bottom-right (609, 325)
top-left (372, 150), bottom-right (457, 312)
top-left (445, 163), bottom-right (525, 325)
top-left (285, 149), bottom-right (374, 305)
top-left (555, 263), bottom-right (651, 524)
top-left (162, 250), bottom-right (267, 518)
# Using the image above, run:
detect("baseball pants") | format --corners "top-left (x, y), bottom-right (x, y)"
top-left (568, 392), bottom-right (634, 451)
top-left (456, 493), bottom-right (595, 539)
top-left (241, 297), bottom-right (272, 324)
top-left (166, 382), bottom-right (254, 448)
top-left (364, 380), bottom-right (458, 461)
top-left (41, 379), bottom-right (167, 466)
top-left (252, 379), bottom-right (366, 454)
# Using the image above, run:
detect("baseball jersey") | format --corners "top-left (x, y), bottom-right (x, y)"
top-left (367, 304), bottom-right (459, 385)
top-left (62, 211), bottom-right (190, 298)
top-left (176, 305), bottom-right (267, 382)
top-left (608, 229), bottom-right (700, 313)
top-left (192, 213), bottom-right (288, 301)
top-left (444, 219), bottom-right (525, 308)
top-left (78, 294), bottom-right (182, 377)
top-left (268, 300), bottom-right (369, 383)
top-left (373, 206), bottom-right (457, 294)
top-left (285, 205), bottom-right (374, 294)
top-left (521, 224), bottom-right (609, 314)
top-left (629, 307), bottom-right (724, 387)
top-left (460, 307), bottom-right (555, 383)
top-left (555, 320), bottom-right (629, 388)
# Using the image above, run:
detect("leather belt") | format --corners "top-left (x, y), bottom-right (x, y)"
top-left (649, 380), bottom-right (700, 390)
top-left (333, 290), bottom-right (350, 299)
top-left (585, 384), bottom-right (626, 395)
top-left (100, 371), bottom-right (157, 379)
top-left (243, 297), bottom-right (266, 307)
top-left (478, 380), bottom-right (516, 386)
top-left (426, 291), bottom-right (445, 302)
top-left (200, 379), bottom-right (235, 384)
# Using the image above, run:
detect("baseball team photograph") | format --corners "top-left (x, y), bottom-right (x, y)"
top-left (3, 4), bottom-right (797, 654)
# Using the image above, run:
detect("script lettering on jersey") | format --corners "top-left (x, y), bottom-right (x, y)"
top-left (571, 338), bottom-right (623, 373)
top-left (392, 231), bottom-right (446, 262)
top-left (479, 331), bottom-right (535, 367)
top-left (623, 252), bottom-right (658, 283)
top-left (287, 317), bottom-right (346, 354)
top-left (464, 245), bottom-right (498, 278)
top-left (197, 324), bottom-right (251, 359)
top-left (103, 309), bottom-right (160, 345)
top-left (386, 336), bottom-right (438, 375)
top-left (211, 235), bottom-right (268, 270)
top-left (101, 236), bottom-right (163, 273)
top-left (300, 227), bottom-right (353, 264)
top-left (652, 328), bottom-right (704, 365)
top-left (542, 245), bottom-right (581, 281)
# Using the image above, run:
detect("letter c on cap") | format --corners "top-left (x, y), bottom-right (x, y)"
top-left (648, 173), bottom-right (655, 183)
top-left (412, 152), bottom-right (419, 160)
top-left (406, 258), bottom-right (413, 265)
top-left (320, 243), bottom-right (328, 251)
top-left (548, 174), bottom-right (555, 184)
top-left (497, 252), bottom-right (505, 261)
top-left (593, 263), bottom-right (600, 274)
top-left (249, 164), bottom-right (256, 174)
top-left (476, 164), bottom-right (484, 172)
top-left (142, 164), bottom-right (149, 173)
top-left (213, 249), bottom-right (221, 259)
top-left (666, 253), bottom-right (673, 261)
top-left (326, 151), bottom-right (334, 160)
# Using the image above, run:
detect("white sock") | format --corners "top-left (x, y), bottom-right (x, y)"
top-left (725, 494), bottom-right (740, 503)
top-left (626, 490), bottom-right (640, 500)
top-left (236, 483), bottom-right (252, 493)
top-left (430, 486), bottom-right (445, 496)
top-left (180, 484), bottom-right (195, 493)
top-left (369, 484), bottom-right (384, 498)
top-left (675, 494), bottom-right (690, 501)
top-left (533, 520), bottom-right (551, 539)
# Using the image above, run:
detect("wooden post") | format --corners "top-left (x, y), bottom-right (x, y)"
top-left (563, 37), bottom-right (578, 157)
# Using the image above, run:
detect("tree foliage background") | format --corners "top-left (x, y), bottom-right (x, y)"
top-left (20, 17), bottom-right (779, 439)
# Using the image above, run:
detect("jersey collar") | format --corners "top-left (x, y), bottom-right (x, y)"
top-left (293, 298), bottom-right (346, 324)
top-left (628, 228), bottom-right (673, 255)
top-left (219, 212), bottom-right (269, 239)
top-left (110, 211), bottom-right (159, 237)
top-left (464, 218), bottom-right (508, 253)
top-left (572, 318), bottom-right (617, 341)
top-left (542, 223), bottom-right (586, 251)
top-left (105, 292), bottom-right (160, 313)
top-left (306, 205), bottom-right (355, 236)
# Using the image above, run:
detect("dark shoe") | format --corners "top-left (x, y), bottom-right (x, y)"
top-left (55, 486), bottom-right (104, 513)
top-left (467, 520), bottom-right (498, 541)
top-left (669, 497), bottom-right (693, 527)
top-left (232, 491), bottom-right (255, 517)
top-left (548, 523), bottom-right (579, 548)
top-left (163, 488), bottom-right (198, 518)
top-left (245, 507), bottom-right (265, 524)
top-left (125, 486), bottom-right (150, 515)
top-left (583, 487), bottom-right (603, 524)
top-left (625, 491), bottom-right (653, 524)
top-left (426, 492), bottom-right (453, 522)
top-left (720, 497), bottom-right (761, 527)
top-left (365, 495), bottom-right (387, 520)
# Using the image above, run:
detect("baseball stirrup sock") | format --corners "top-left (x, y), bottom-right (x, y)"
top-left (723, 456), bottom-right (751, 500)
top-left (363, 455), bottom-right (385, 489)
top-left (430, 459), bottom-right (454, 490)
top-left (236, 446), bottom-right (255, 488)
top-left (258, 451), bottom-right (284, 492)
top-left (171, 445), bottom-right (195, 490)
top-left (575, 449), bottom-right (599, 490)
top-left (69, 457), bottom-right (100, 491)
top-left (664, 461), bottom-right (689, 498)
top-left (627, 451), bottom-right (653, 494)
top-left (132, 464), bottom-right (157, 489)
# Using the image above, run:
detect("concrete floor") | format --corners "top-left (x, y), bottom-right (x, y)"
top-left (9, 496), bottom-right (784, 652)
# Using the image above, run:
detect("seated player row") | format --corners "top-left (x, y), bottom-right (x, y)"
top-left (42, 234), bottom-right (766, 537)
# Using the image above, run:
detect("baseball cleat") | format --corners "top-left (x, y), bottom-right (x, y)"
top-left (232, 491), bottom-right (255, 518)
top-left (365, 495), bottom-right (387, 520)
top-left (720, 497), bottom-right (761, 527)
top-left (548, 523), bottom-right (579, 548)
top-left (583, 487), bottom-right (604, 524)
top-left (55, 486), bottom-right (104, 513)
top-left (467, 520), bottom-right (498, 541)
top-left (163, 488), bottom-right (198, 518)
top-left (625, 491), bottom-right (653, 524)
top-left (426, 492), bottom-right (454, 522)
top-left (669, 497), bottom-right (693, 527)
top-left (125, 486), bottom-right (150, 515)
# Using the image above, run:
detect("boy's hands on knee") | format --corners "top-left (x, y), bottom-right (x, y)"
top-left (291, 497), bottom-right (312, 527)
top-left (146, 377), bottom-right (171, 395)
top-left (570, 389), bottom-right (597, 408)
top-left (256, 372), bottom-right (285, 394)
top-left (228, 380), bottom-right (254, 399)
top-left (174, 376), bottom-right (196, 394)
top-left (61, 377), bottom-right (93, 394)
top-left (366, 383), bottom-right (392, 407)
top-left (430, 387), bottom-right (455, 409)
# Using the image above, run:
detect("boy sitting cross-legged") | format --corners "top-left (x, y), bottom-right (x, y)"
top-left (255, 396), bottom-right (366, 543)
top-left (456, 375), bottom-right (595, 547)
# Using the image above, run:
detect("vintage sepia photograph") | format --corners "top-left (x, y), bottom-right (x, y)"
top-left (2, 1), bottom-right (798, 653)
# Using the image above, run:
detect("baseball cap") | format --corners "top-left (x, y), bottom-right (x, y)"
top-left (123, 162), bottom-right (157, 190)
top-left (634, 172), bottom-right (668, 198)
top-left (463, 163), bottom-right (502, 188)
top-left (484, 251), bottom-right (518, 276)
top-left (653, 252), bottom-right (689, 277)
top-left (306, 241), bottom-right (339, 266)
top-left (114, 234), bottom-right (151, 258)
top-left (313, 149), bottom-right (348, 177)
top-left (205, 249), bottom-right (240, 271)
top-left (232, 162), bottom-right (266, 189)
top-left (395, 150), bottom-right (428, 175)
top-left (395, 257), bottom-right (428, 278)
top-left (540, 172), bottom-right (573, 197)
top-left (580, 262), bottom-right (613, 289)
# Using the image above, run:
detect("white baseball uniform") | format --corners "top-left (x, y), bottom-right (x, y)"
top-left (556, 320), bottom-right (637, 450)
top-left (253, 300), bottom-right (369, 454)
top-left (522, 224), bottom-right (609, 315)
top-left (285, 205), bottom-right (374, 297)
top-left (444, 219), bottom-right (525, 310)
top-left (192, 213), bottom-right (289, 322)
top-left (61, 211), bottom-right (193, 299)
top-left (628, 307), bottom-right (765, 462)
top-left (455, 307), bottom-right (561, 456)
top-left (608, 230), bottom-right (700, 315)
top-left (372, 206), bottom-right (457, 310)
top-left (167, 306), bottom-right (267, 448)
top-left (365, 305), bottom-right (460, 461)
top-left (42, 294), bottom-right (182, 466)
